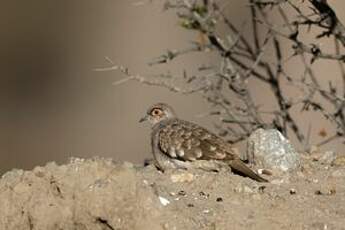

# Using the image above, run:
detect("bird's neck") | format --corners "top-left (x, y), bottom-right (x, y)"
top-left (152, 117), bottom-right (178, 130)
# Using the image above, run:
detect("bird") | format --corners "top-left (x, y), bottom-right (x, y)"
top-left (139, 102), bottom-right (268, 182)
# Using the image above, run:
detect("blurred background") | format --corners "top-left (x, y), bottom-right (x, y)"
top-left (1, 0), bottom-right (345, 174)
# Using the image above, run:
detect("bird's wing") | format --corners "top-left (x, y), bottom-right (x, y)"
top-left (158, 119), bottom-right (237, 161)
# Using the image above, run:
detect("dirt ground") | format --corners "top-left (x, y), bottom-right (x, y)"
top-left (1, 153), bottom-right (345, 230)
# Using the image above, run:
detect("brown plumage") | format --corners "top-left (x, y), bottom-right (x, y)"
top-left (140, 103), bottom-right (268, 183)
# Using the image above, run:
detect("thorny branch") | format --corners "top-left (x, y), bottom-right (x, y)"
top-left (102, 0), bottom-right (345, 150)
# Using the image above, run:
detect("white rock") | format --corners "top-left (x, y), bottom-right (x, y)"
top-left (246, 129), bottom-right (300, 172)
top-left (158, 196), bottom-right (170, 206)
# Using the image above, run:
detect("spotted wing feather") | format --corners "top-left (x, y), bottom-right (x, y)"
top-left (158, 119), bottom-right (237, 162)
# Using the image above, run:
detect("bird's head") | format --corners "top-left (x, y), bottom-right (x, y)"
top-left (139, 103), bottom-right (176, 126)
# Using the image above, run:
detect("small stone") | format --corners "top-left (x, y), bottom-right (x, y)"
top-left (330, 188), bottom-right (336, 195)
top-left (158, 196), bottom-right (170, 206)
top-left (187, 203), bottom-right (194, 207)
top-left (271, 179), bottom-right (284, 185)
top-left (143, 158), bottom-right (154, 166)
top-left (169, 191), bottom-right (176, 196)
top-left (246, 129), bottom-right (300, 172)
top-left (258, 168), bottom-right (273, 175)
top-left (315, 190), bottom-right (322, 195)
top-left (258, 186), bottom-right (266, 193)
top-left (33, 167), bottom-right (45, 178)
top-left (69, 157), bottom-right (85, 164)
top-left (235, 185), bottom-right (255, 193)
top-left (289, 188), bottom-right (296, 195)
top-left (199, 191), bottom-right (209, 199)
top-left (216, 197), bottom-right (223, 202)
top-left (178, 190), bottom-right (187, 196)
top-left (170, 172), bottom-right (194, 183)
top-left (203, 209), bottom-right (210, 214)
top-left (314, 188), bottom-right (336, 196)
top-left (244, 186), bottom-right (254, 193)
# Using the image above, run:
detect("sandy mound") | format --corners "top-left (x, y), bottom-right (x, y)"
top-left (1, 156), bottom-right (345, 229)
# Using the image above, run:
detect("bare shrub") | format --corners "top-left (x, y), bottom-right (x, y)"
top-left (97, 0), bottom-right (345, 150)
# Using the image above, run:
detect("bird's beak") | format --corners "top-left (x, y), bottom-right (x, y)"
top-left (139, 115), bottom-right (148, 123)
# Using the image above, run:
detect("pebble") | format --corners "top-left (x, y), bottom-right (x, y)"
top-left (289, 188), bottom-right (297, 195)
top-left (178, 190), bottom-right (187, 196)
top-left (234, 185), bottom-right (255, 193)
top-left (314, 188), bottom-right (336, 196)
top-left (170, 173), bottom-right (194, 183)
top-left (216, 197), bottom-right (223, 202)
top-left (158, 196), bottom-right (170, 206)
top-left (271, 179), bottom-right (284, 185)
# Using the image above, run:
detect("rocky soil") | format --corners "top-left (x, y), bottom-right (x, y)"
top-left (1, 154), bottom-right (345, 230)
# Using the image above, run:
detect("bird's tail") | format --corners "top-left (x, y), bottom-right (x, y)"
top-left (228, 159), bottom-right (268, 183)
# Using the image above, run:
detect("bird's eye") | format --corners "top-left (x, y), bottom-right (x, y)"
top-left (151, 108), bottom-right (162, 116)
